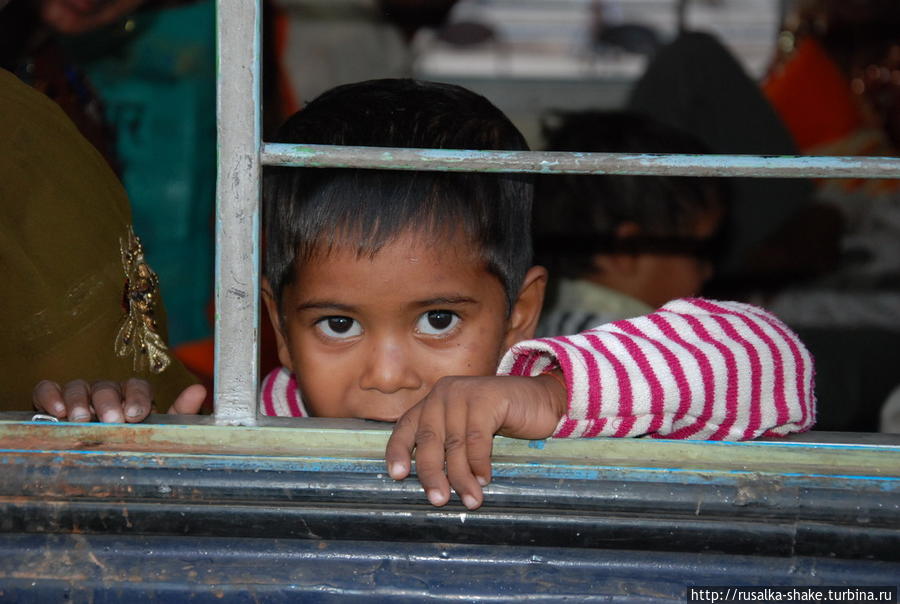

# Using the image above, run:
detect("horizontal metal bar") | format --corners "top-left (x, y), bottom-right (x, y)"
top-left (2, 417), bottom-right (899, 478)
top-left (262, 143), bottom-right (900, 179)
top-left (2, 424), bottom-right (899, 562)
top-left (5, 535), bottom-right (897, 600)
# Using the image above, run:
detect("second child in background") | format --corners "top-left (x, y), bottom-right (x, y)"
top-left (533, 111), bottom-right (729, 336)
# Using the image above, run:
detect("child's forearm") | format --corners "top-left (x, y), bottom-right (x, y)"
top-left (498, 298), bottom-right (816, 441)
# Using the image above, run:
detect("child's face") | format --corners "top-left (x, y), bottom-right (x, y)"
top-left (634, 251), bottom-right (713, 309)
top-left (595, 209), bottom-right (721, 309)
top-left (264, 230), bottom-right (546, 421)
top-left (631, 210), bottom-right (721, 308)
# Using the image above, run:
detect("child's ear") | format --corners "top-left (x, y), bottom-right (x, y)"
top-left (261, 277), bottom-right (295, 372)
top-left (503, 265), bottom-right (548, 349)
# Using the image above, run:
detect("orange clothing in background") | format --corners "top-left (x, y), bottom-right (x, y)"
top-left (763, 38), bottom-right (863, 152)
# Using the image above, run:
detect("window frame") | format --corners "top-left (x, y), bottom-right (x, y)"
top-left (2, 0), bottom-right (900, 508)
top-left (1, 2), bottom-right (899, 595)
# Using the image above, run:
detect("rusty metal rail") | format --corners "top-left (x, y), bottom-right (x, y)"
top-left (262, 143), bottom-right (900, 179)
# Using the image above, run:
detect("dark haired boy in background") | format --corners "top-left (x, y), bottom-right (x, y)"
top-left (533, 110), bottom-right (728, 336)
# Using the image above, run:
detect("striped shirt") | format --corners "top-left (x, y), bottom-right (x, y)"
top-left (261, 298), bottom-right (816, 440)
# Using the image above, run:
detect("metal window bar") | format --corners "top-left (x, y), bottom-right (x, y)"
top-left (214, 1), bottom-right (900, 425)
top-left (262, 143), bottom-right (900, 179)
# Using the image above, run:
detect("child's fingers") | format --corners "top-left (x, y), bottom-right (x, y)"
top-left (443, 400), bottom-right (486, 510)
top-left (167, 383), bottom-right (207, 415)
top-left (62, 379), bottom-right (94, 422)
top-left (122, 378), bottom-right (154, 422)
top-left (463, 402), bottom-right (496, 491)
top-left (384, 406), bottom-right (420, 481)
top-left (90, 381), bottom-right (126, 423)
top-left (409, 402), bottom-right (452, 507)
top-left (32, 380), bottom-right (66, 418)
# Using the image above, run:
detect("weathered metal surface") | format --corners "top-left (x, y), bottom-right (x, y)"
top-left (1, 416), bottom-right (898, 595)
top-left (262, 143), bottom-right (900, 179)
top-left (3, 535), bottom-right (897, 602)
top-left (1, 416), bottom-right (899, 479)
top-left (213, 0), bottom-right (261, 426)
top-left (3, 450), bottom-right (900, 526)
top-left (1, 444), bottom-right (899, 558)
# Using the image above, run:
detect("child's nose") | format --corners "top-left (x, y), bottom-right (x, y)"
top-left (359, 339), bottom-right (421, 394)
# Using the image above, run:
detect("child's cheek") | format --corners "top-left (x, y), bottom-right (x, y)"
top-left (454, 339), bottom-right (503, 376)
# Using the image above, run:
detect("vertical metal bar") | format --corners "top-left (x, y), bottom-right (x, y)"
top-left (214, 0), bottom-right (261, 425)
top-left (676, 0), bottom-right (689, 34)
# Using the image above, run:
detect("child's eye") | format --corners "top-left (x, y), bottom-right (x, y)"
top-left (416, 310), bottom-right (460, 336)
top-left (315, 316), bottom-right (362, 339)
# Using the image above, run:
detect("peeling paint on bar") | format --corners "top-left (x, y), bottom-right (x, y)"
top-left (1, 418), bottom-right (899, 481)
top-left (262, 143), bottom-right (900, 179)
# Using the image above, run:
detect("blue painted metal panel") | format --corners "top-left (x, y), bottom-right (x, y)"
top-left (1, 535), bottom-right (898, 602)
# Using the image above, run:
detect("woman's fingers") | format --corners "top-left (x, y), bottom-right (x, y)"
top-left (62, 379), bottom-right (94, 422)
top-left (89, 381), bottom-right (125, 423)
top-left (32, 380), bottom-right (66, 418)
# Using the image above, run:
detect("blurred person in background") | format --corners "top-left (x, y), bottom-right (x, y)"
top-left (760, 0), bottom-right (900, 433)
top-left (533, 110), bottom-right (728, 337)
top-left (0, 59), bottom-right (204, 416)
top-left (1, 0), bottom-right (217, 370)
top-left (2, 0), bottom-right (297, 398)
top-left (625, 4), bottom-right (899, 431)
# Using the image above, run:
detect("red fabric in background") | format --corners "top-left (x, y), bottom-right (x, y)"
top-left (763, 38), bottom-right (863, 151)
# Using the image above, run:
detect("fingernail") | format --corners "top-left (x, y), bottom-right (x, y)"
top-left (126, 405), bottom-right (142, 418)
top-left (51, 402), bottom-right (66, 416)
top-left (462, 494), bottom-right (479, 510)
top-left (427, 489), bottom-right (447, 507)
top-left (476, 475), bottom-right (489, 487)
top-left (101, 410), bottom-right (123, 423)
top-left (389, 462), bottom-right (406, 479)
top-left (71, 411), bottom-right (90, 422)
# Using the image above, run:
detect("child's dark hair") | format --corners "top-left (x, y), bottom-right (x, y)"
top-left (264, 78), bottom-right (532, 312)
top-left (533, 110), bottom-right (729, 281)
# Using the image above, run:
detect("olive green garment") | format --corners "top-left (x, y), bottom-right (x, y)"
top-left (0, 67), bottom-right (197, 411)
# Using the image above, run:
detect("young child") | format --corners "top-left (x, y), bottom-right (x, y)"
top-left (533, 110), bottom-right (728, 336)
top-left (258, 79), bottom-right (815, 509)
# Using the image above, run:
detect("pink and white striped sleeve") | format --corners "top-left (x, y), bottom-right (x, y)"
top-left (496, 298), bottom-right (816, 441)
top-left (260, 366), bottom-right (309, 417)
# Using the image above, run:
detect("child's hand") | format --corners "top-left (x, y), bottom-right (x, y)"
top-left (32, 379), bottom-right (207, 422)
top-left (385, 373), bottom-right (567, 510)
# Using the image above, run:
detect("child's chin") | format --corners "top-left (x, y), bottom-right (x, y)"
top-left (307, 401), bottom-right (410, 424)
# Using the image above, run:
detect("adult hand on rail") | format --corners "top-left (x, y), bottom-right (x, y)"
top-left (31, 379), bottom-right (206, 423)
top-left (384, 373), bottom-right (567, 510)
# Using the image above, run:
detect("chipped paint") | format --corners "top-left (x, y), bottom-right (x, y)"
top-left (262, 143), bottom-right (900, 180)
top-left (213, 0), bottom-right (262, 426)
top-left (1, 418), bottom-right (898, 488)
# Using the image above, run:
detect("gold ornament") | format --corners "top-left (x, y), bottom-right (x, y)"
top-left (115, 227), bottom-right (171, 374)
